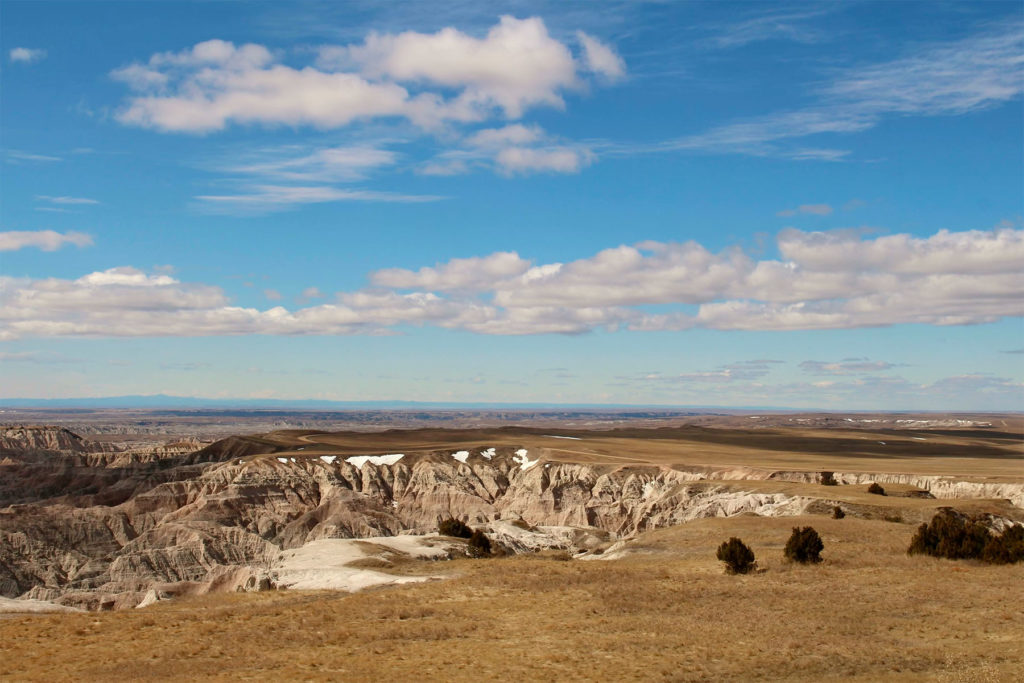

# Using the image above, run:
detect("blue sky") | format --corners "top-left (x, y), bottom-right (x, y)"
top-left (1, 0), bottom-right (1022, 409)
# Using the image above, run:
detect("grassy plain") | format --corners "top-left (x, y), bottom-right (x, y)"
top-left (2, 512), bottom-right (1023, 682)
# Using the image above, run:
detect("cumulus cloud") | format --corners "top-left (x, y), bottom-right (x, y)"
top-left (3, 227), bottom-right (1021, 340)
top-left (327, 16), bottom-right (578, 118)
top-left (9, 48), bottom-right (46, 64)
top-left (113, 18), bottom-right (622, 134)
top-left (0, 230), bottom-right (93, 252)
top-left (372, 252), bottom-right (531, 292)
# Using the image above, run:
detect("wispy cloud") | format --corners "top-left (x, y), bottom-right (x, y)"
top-left (0, 230), bottom-right (93, 252)
top-left (6, 150), bottom-right (62, 163)
top-left (777, 204), bottom-right (833, 217)
top-left (799, 359), bottom-right (903, 376)
top-left (35, 195), bottom-right (101, 206)
top-left (706, 7), bottom-right (833, 48)
top-left (629, 19), bottom-right (1024, 160)
top-left (9, 47), bottom-right (47, 64)
top-left (196, 184), bottom-right (444, 213)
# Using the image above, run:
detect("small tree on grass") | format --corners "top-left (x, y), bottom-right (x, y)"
top-left (716, 537), bottom-right (756, 574)
top-left (832, 506), bottom-right (846, 520)
top-left (784, 526), bottom-right (824, 564)
top-left (467, 529), bottom-right (492, 558)
top-left (438, 518), bottom-right (473, 539)
top-left (867, 483), bottom-right (886, 496)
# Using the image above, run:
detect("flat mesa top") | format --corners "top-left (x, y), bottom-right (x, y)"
top-left (251, 419), bottom-right (1024, 482)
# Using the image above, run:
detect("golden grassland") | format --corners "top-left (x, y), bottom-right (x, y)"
top-left (3, 513), bottom-right (1022, 682)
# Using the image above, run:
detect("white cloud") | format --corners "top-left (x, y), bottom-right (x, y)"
top-left (495, 145), bottom-right (595, 175)
top-left (372, 252), bottom-right (531, 292)
top-left (3, 227), bottom-right (1020, 340)
top-left (776, 204), bottom-right (833, 217)
top-left (35, 195), bottom-right (101, 206)
top-left (6, 150), bottom-right (62, 163)
top-left (466, 124), bottom-right (544, 148)
top-left (653, 20), bottom-right (1024, 159)
top-left (576, 31), bottom-right (625, 81)
top-left (9, 47), bottom-right (46, 64)
top-left (0, 230), bottom-right (93, 252)
top-left (196, 184), bottom-right (443, 210)
top-left (225, 145), bottom-right (398, 182)
top-left (707, 8), bottom-right (831, 48)
top-left (113, 19), bottom-right (624, 134)
top-left (799, 359), bottom-right (900, 375)
top-left (329, 16), bottom-right (579, 119)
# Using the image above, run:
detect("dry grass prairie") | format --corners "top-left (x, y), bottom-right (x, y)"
top-left (2, 513), bottom-right (1022, 682)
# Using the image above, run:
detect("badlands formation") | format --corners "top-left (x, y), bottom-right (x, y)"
top-left (2, 419), bottom-right (1022, 612)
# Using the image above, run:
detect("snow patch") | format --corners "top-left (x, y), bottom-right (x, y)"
top-left (346, 453), bottom-right (404, 467)
top-left (543, 435), bottom-right (581, 440)
top-left (512, 448), bottom-right (539, 471)
top-left (451, 450), bottom-right (470, 463)
top-left (320, 455), bottom-right (337, 464)
top-left (277, 457), bottom-right (288, 464)
top-left (480, 447), bottom-right (495, 460)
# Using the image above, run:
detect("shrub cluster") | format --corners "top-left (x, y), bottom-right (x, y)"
top-left (716, 537), bottom-right (756, 574)
top-left (832, 506), bottom-right (846, 519)
top-left (438, 518), bottom-right (473, 539)
top-left (908, 510), bottom-right (1024, 564)
top-left (784, 526), bottom-right (824, 564)
top-left (867, 482), bottom-right (886, 495)
top-left (467, 529), bottom-right (492, 557)
top-left (820, 471), bottom-right (838, 486)
top-left (438, 518), bottom-right (493, 558)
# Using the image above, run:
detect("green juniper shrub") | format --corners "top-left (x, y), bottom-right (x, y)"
top-left (438, 518), bottom-right (473, 539)
top-left (716, 537), bottom-right (756, 575)
top-left (907, 509), bottom-right (1023, 563)
top-left (867, 482), bottom-right (886, 496)
top-left (982, 524), bottom-right (1024, 564)
top-left (467, 529), bottom-right (492, 557)
top-left (832, 505), bottom-right (846, 520)
top-left (820, 471), bottom-right (838, 486)
top-left (784, 526), bottom-right (824, 564)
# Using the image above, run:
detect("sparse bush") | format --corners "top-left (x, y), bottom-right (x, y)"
top-left (716, 537), bottom-right (756, 574)
top-left (821, 471), bottom-right (838, 486)
top-left (784, 526), bottom-right (824, 564)
top-left (867, 483), bottom-right (886, 495)
top-left (908, 510), bottom-right (1023, 564)
top-left (438, 518), bottom-right (473, 539)
top-left (467, 529), bottom-right (492, 557)
top-left (832, 506), bottom-right (845, 520)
